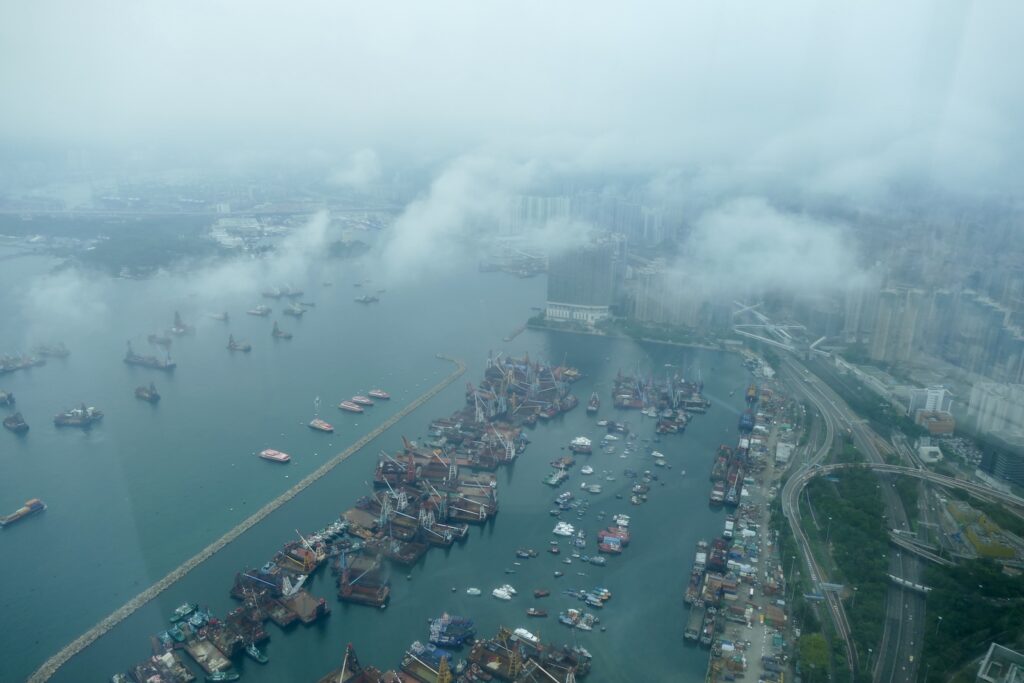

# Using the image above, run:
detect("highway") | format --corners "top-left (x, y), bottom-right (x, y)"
top-left (778, 360), bottom-right (858, 672)
top-left (789, 358), bottom-right (925, 683)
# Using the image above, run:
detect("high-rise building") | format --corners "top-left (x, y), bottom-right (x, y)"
top-left (968, 382), bottom-right (1024, 434)
top-left (978, 433), bottom-right (1024, 490)
top-left (869, 288), bottom-right (926, 363)
top-left (908, 386), bottom-right (953, 416)
top-left (545, 237), bottom-right (615, 325)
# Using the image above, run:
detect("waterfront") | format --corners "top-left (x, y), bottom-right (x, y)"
top-left (0, 252), bottom-right (753, 682)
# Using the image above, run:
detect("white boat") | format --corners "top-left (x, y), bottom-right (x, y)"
top-left (596, 420), bottom-right (608, 426)
top-left (651, 451), bottom-right (665, 459)
top-left (500, 584), bottom-right (517, 595)
top-left (586, 484), bottom-right (602, 494)
top-left (466, 587), bottom-right (482, 596)
top-left (553, 522), bottom-right (576, 536)
top-left (581, 465), bottom-right (594, 475)
top-left (492, 588), bottom-right (512, 600)
top-left (513, 628), bottom-right (540, 644)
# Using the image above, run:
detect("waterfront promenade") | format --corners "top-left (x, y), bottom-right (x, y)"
top-left (28, 356), bottom-right (466, 683)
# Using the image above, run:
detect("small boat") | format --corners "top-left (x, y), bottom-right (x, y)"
top-left (272, 321), bottom-right (293, 339)
top-left (339, 400), bottom-right (364, 413)
top-left (492, 587), bottom-right (512, 600)
top-left (534, 589), bottom-right (551, 598)
top-left (466, 587), bottom-right (482, 596)
top-left (206, 672), bottom-right (240, 683)
top-left (3, 412), bottom-right (29, 434)
top-left (527, 608), bottom-right (547, 617)
top-left (580, 465), bottom-right (593, 475)
top-left (259, 449), bottom-right (291, 463)
top-left (368, 389), bottom-right (390, 400)
top-left (207, 312), bottom-right (229, 322)
top-left (309, 397), bottom-right (333, 432)
top-left (227, 335), bottom-right (251, 352)
top-left (170, 603), bottom-right (198, 622)
top-left (514, 628), bottom-right (541, 645)
top-left (247, 305), bottom-right (271, 316)
top-left (554, 571), bottom-right (564, 578)
top-left (351, 395), bottom-right (374, 406)
top-left (245, 642), bottom-right (268, 664)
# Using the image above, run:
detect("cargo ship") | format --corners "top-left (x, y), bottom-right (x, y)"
top-left (3, 412), bottom-right (28, 434)
top-left (227, 335), bottom-right (252, 352)
top-left (351, 395), bottom-right (374, 407)
top-left (368, 389), bottom-right (390, 400)
top-left (569, 436), bottom-right (592, 454)
top-left (54, 404), bottom-right (103, 427)
top-left (135, 383), bottom-right (161, 403)
top-left (0, 389), bottom-right (14, 406)
top-left (259, 449), bottom-right (290, 463)
top-left (271, 321), bottom-right (292, 339)
top-left (309, 397), bottom-right (333, 432)
top-left (33, 342), bottom-right (70, 358)
top-left (1, 498), bottom-right (46, 527)
top-left (247, 305), bottom-right (271, 317)
top-left (586, 392), bottom-right (600, 414)
top-left (338, 400), bottom-right (364, 413)
top-left (124, 342), bottom-right (176, 371)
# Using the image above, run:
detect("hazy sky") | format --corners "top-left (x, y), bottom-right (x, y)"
top-left (2, 1), bottom-right (1022, 194)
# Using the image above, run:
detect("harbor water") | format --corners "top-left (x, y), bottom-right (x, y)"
top-left (0, 252), bottom-right (753, 682)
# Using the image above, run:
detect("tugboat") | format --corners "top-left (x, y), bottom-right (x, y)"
top-left (309, 397), bottom-right (334, 432)
top-left (351, 395), bottom-right (374, 407)
top-left (227, 335), bottom-right (252, 352)
top-left (247, 305), bottom-right (271, 317)
top-left (3, 412), bottom-right (28, 434)
top-left (339, 400), bottom-right (364, 413)
top-left (135, 383), bottom-right (161, 403)
top-left (124, 342), bottom-right (176, 371)
top-left (259, 449), bottom-right (290, 463)
top-left (0, 389), bottom-right (14, 406)
top-left (54, 404), bottom-right (103, 427)
top-left (147, 333), bottom-right (172, 347)
top-left (271, 321), bottom-right (292, 339)
top-left (368, 389), bottom-right (390, 400)
top-left (587, 392), bottom-right (600, 414)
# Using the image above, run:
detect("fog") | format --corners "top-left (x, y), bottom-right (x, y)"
top-left (3, 2), bottom-right (1023, 325)
top-left (3, 2), bottom-right (1021, 193)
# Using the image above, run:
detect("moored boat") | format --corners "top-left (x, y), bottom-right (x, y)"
top-left (259, 449), bottom-right (291, 463)
top-left (245, 642), bottom-right (268, 664)
top-left (3, 412), bottom-right (29, 434)
top-left (338, 400), bottom-right (364, 413)
top-left (526, 608), bottom-right (547, 617)
top-left (309, 397), bottom-right (333, 431)
top-left (54, 404), bottom-right (103, 427)
top-left (368, 389), bottom-right (390, 399)
top-left (351, 395), bottom-right (374, 406)
top-left (169, 602), bottom-right (197, 622)
top-left (227, 335), bottom-right (252, 352)
top-left (135, 383), bottom-right (161, 403)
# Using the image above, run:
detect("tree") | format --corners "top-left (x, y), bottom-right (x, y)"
top-left (800, 633), bottom-right (831, 682)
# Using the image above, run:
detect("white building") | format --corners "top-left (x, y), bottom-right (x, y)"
top-left (908, 386), bottom-right (953, 416)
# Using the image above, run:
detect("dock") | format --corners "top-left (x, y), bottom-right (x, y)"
top-left (27, 356), bottom-right (466, 683)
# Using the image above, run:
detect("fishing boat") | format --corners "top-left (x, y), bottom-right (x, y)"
top-left (245, 642), bottom-right (268, 664)
top-left (309, 397), bottom-right (333, 432)
top-left (526, 608), bottom-right (547, 617)
top-left (338, 400), bottom-right (364, 413)
top-left (259, 449), bottom-right (290, 463)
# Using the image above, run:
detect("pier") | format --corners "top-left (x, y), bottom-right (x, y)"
top-left (28, 355), bottom-right (466, 683)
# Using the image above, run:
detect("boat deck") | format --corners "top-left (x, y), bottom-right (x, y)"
top-left (182, 638), bottom-right (230, 674)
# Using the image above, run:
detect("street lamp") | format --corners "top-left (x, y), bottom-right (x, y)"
top-left (826, 516), bottom-right (833, 546)
top-left (935, 615), bottom-right (943, 636)
top-left (851, 586), bottom-right (859, 609)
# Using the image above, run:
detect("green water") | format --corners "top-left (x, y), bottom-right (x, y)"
top-left (0, 252), bottom-right (751, 682)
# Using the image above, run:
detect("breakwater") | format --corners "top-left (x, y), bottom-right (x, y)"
top-left (28, 355), bottom-right (466, 683)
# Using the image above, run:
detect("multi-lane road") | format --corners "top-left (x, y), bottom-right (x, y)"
top-left (779, 357), bottom-right (924, 681)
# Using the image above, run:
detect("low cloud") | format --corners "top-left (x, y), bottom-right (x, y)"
top-left (328, 149), bottom-right (382, 189)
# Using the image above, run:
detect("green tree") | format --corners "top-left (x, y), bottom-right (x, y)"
top-left (800, 633), bottom-right (831, 682)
